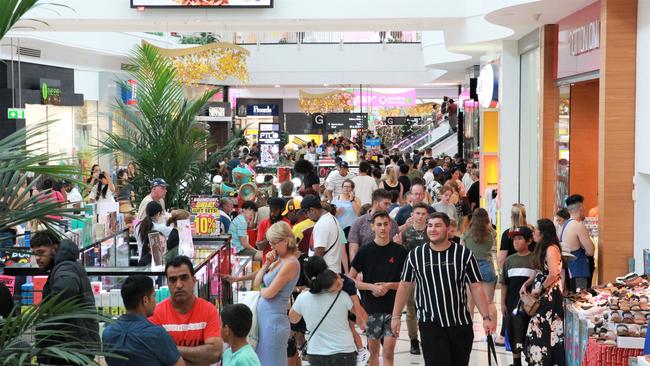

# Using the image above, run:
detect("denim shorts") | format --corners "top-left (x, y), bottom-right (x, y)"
top-left (477, 259), bottom-right (497, 283)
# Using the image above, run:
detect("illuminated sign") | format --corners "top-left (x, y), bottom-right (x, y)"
top-left (477, 64), bottom-right (499, 109)
top-left (131, 0), bottom-right (272, 8)
top-left (40, 79), bottom-right (62, 105)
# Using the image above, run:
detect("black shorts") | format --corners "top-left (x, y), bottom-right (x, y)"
top-left (291, 317), bottom-right (307, 333)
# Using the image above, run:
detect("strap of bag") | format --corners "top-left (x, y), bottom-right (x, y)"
top-left (307, 290), bottom-right (341, 342)
top-left (487, 334), bottom-right (499, 366)
top-left (323, 217), bottom-right (341, 255)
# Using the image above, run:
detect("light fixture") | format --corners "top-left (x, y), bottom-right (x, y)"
top-left (274, 84), bottom-right (281, 88)
top-left (323, 83), bottom-right (329, 87)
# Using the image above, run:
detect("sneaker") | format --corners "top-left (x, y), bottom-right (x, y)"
top-left (409, 339), bottom-right (421, 355)
top-left (356, 347), bottom-right (370, 366)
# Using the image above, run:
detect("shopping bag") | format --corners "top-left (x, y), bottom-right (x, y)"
top-left (238, 290), bottom-right (261, 349)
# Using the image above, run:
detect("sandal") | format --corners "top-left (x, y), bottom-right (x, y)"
top-left (609, 298), bottom-right (620, 310)
top-left (635, 312), bottom-right (647, 325)
top-left (623, 311), bottom-right (635, 324)
top-left (617, 324), bottom-right (629, 337)
top-left (611, 311), bottom-right (622, 323)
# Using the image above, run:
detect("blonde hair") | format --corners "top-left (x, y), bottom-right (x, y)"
top-left (384, 167), bottom-right (398, 185)
top-left (167, 209), bottom-right (191, 227)
top-left (510, 203), bottom-right (528, 230)
top-left (266, 221), bottom-right (298, 252)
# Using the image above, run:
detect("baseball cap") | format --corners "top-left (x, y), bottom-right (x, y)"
top-left (268, 197), bottom-right (286, 209)
top-left (339, 161), bottom-right (349, 169)
top-left (301, 195), bottom-right (322, 211)
top-left (433, 166), bottom-right (444, 176)
top-left (151, 178), bottom-right (168, 188)
top-left (282, 198), bottom-right (302, 216)
top-left (508, 226), bottom-right (533, 240)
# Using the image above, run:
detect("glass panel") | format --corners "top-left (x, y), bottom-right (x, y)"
top-left (556, 86), bottom-right (571, 209)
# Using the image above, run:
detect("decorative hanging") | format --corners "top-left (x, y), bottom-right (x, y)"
top-left (298, 90), bottom-right (355, 114)
top-left (142, 40), bottom-right (250, 85)
top-left (378, 102), bottom-right (438, 118)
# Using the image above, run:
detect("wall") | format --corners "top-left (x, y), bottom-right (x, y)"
top-left (557, 1), bottom-right (601, 78)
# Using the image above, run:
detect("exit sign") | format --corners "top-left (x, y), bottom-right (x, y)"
top-left (7, 108), bottom-right (25, 119)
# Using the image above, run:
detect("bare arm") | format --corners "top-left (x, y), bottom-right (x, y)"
top-left (542, 246), bottom-right (563, 289)
top-left (469, 282), bottom-right (496, 334)
top-left (253, 262), bottom-right (271, 289)
top-left (349, 242), bottom-right (359, 263)
top-left (497, 250), bottom-right (508, 270)
top-left (341, 245), bottom-right (349, 274)
top-left (289, 308), bottom-right (303, 324)
top-left (314, 246), bottom-right (325, 257)
top-left (501, 283), bottom-right (508, 317)
top-left (578, 225), bottom-right (596, 256)
top-left (351, 197), bottom-right (361, 215)
top-left (390, 281), bottom-right (414, 334)
top-left (177, 337), bottom-right (222, 365)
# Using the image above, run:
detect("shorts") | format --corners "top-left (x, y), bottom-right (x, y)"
top-left (307, 352), bottom-right (356, 366)
top-left (366, 313), bottom-right (395, 339)
top-left (291, 317), bottom-right (307, 333)
top-left (477, 258), bottom-right (497, 283)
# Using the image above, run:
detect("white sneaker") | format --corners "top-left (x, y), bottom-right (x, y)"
top-left (356, 347), bottom-right (370, 366)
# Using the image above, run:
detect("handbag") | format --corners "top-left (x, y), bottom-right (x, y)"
top-left (520, 291), bottom-right (540, 316)
top-left (238, 291), bottom-right (261, 349)
top-left (487, 334), bottom-right (499, 366)
top-left (300, 291), bottom-right (341, 359)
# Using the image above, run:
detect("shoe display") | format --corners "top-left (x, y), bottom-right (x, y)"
top-left (409, 339), bottom-right (421, 355)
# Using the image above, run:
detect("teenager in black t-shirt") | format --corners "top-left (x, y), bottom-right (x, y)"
top-left (349, 210), bottom-right (407, 366)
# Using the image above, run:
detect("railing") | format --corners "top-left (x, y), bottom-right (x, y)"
top-left (174, 31), bottom-right (420, 45)
top-left (399, 122), bottom-right (453, 153)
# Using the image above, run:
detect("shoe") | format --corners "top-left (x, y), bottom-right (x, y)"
top-left (356, 347), bottom-right (370, 366)
top-left (494, 335), bottom-right (505, 347)
top-left (410, 339), bottom-right (421, 355)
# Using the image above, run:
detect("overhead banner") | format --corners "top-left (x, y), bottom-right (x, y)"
top-left (131, 0), bottom-right (273, 8)
top-left (352, 89), bottom-right (416, 108)
top-left (326, 113), bottom-right (368, 130)
top-left (385, 116), bottom-right (421, 126)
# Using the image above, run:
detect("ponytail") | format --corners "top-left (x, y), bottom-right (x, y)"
top-left (138, 201), bottom-right (163, 243)
top-left (308, 270), bottom-right (338, 294)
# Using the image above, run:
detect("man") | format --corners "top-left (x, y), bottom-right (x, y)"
top-left (349, 211), bottom-right (407, 366)
top-left (302, 195), bottom-right (344, 273)
top-left (228, 201), bottom-right (261, 260)
top-left (391, 213), bottom-right (496, 366)
top-left (256, 197), bottom-right (291, 261)
top-left (406, 159), bottom-right (423, 181)
top-left (466, 169), bottom-right (480, 211)
top-left (397, 164), bottom-right (411, 195)
top-left (348, 189), bottom-right (399, 263)
top-left (61, 180), bottom-right (83, 210)
top-left (560, 194), bottom-right (596, 292)
top-left (394, 202), bottom-right (430, 355)
top-left (352, 161), bottom-right (378, 206)
top-left (31, 231), bottom-right (100, 365)
top-left (417, 148), bottom-right (433, 170)
top-left (462, 162), bottom-right (475, 191)
top-left (103, 275), bottom-right (185, 366)
top-left (138, 178), bottom-right (168, 221)
top-left (324, 161), bottom-right (356, 201)
top-left (280, 180), bottom-right (294, 202)
top-left (218, 197), bottom-right (234, 234)
top-left (394, 179), bottom-right (435, 230)
top-left (448, 99), bottom-right (459, 132)
top-left (150, 256), bottom-right (223, 366)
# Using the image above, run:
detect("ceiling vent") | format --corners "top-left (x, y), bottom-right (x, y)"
top-left (17, 46), bottom-right (41, 58)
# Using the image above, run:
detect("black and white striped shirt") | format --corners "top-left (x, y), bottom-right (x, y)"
top-left (401, 242), bottom-right (482, 327)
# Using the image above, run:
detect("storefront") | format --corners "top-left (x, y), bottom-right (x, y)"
top-left (234, 98), bottom-right (283, 143)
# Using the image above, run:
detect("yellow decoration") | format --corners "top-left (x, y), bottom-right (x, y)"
top-left (298, 90), bottom-right (355, 114)
top-left (378, 102), bottom-right (438, 118)
top-left (142, 40), bottom-right (250, 85)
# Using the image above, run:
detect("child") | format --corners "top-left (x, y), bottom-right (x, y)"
top-left (500, 226), bottom-right (536, 366)
top-left (221, 304), bottom-right (261, 366)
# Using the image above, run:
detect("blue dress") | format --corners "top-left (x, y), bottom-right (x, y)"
top-left (332, 199), bottom-right (357, 230)
top-left (256, 262), bottom-right (299, 366)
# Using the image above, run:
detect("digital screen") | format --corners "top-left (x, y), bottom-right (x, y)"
top-left (131, 0), bottom-right (272, 8)
top-left (326, 113), bottom-right (368, 130)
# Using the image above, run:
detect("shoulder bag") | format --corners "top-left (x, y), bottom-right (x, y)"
top-left (520, 292), bottom-right (540, 316)
top-left (300, 290), bottom-right (342, 359)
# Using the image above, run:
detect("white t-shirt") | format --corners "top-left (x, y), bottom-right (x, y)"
top-left (292, 291), bottom-right (355, 356)
top-left (423, 171), bottom-right (435, 186)
top-left (137, 194), bottom-right (166, 221)
top-left (462, 173), bottom-right (473, 194)
top-left (351, 175), bottom-right (378, 206)
top-left (325, 170), bottom-right (356, 198)
top-left (67, 187), bottom-right (83, 209)
top-left (310, 212), bottom-right (343, 273)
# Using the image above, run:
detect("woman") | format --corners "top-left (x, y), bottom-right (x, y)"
top-left (116, 169), bottom-right (134, 213)
top-left (166, 209), bottom-right (191, 257)
top-left (331, 179), bottom-right (361, 238)
top-left (90, 172), bottom-right (115, 204)
top-left (289, 256), bottom-right (357, 366)
top-left (254, 222), bottom-right (301, 366)
top-left (380, 166), bottom-right (403, 204)
top-left (498, 203), bottom-right (532, 269)
top-left (522, 219), bottom-right (565, 366)
top-left (127, 161), bottom-right (137, 181)
top-left (86, 164), bottom-right (100, 185)
top-left (135, 201), bottom-right (171, 266)
top-left (462, 208), bottom-right (497, 317)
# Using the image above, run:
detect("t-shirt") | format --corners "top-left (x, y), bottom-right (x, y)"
top-left (293, 218), bottom-right (315, 256)
top-left (292, 291), bottom-right (355, 356)
top-left (398, 175), bottom-right (411, 194)
top-left (467, 181), bottom-right (480, 209)
top-left (138, 194), bottom-right (166, 221)
top-left (103, 314), bottom-right (181, 366)
top-left (325, 170), bottom-right (357, 198)
top-left (257, 217), bottom-right (291, 263)
top-left (432, 202), bottom-right (458, 222)
top-left (67, 187), bottom-right (83, 209)
top-left (402, 226), bottom-right (428, 251)
top-left (395, 204), bottom-right (436, 226)
top-left (228, 215), bottom-right (249, 252)
top-left (310, 212), bottom-right (343, 273)
top-left (348, 212), bottom-right (399, 247)
top-left (351, 175), bottom-right (378, 206)
top-left (149, 297), bottom-right (221, 354)
top-left (222, 344), bottom-right (261, 366)
top-left (461, 230), bottom-right (496, 261)
top-left (501, 253), bottom-right (536, 313)
top-left (350, 241), bottom-right (407, 314)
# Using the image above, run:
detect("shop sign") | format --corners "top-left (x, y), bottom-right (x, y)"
top-left (312, 113), bottom-right (325, 127)
top-left (385, 116), bottom-right (421, 126)
top-left (246, 104), bottom-right (279, 116)
top-left (209, 106), bottom-right (226, 117)
top-left (326, 113), bottom-right (368, 130)
top-left (189, 195), bottom-right (220, 215)
top-left (193, 213), bottom-right (219, 236)
top-left (258, 123), bottom-right (281, 144)
top-left (7, 108), bottom-right (25, 119)
top-left (477, 64), bottom-right (499, 109)
top-left (569, 20), bottom-right (600, 56)
top-left (189, 195), bottom-right (220, 236)
top-left (40, 79), bottom-right (62, 106)
top-left (365, 138), bottom-right (381, 147)
top-left (260, 143), bottom-right (279, 167)
top-left (352, 89), bottom-right (416, 108)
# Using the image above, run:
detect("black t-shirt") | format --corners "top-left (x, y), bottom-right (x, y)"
top-left (468, 181), bottom-right (480, 209)
top-left (398, 175), bottom-right (411, 194)
top-left (500, 228), bottom-right (536, 255)
top-left (351, 241), bottom-right (407, 314)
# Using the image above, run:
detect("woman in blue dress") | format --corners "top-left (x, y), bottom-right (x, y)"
top-left (254, 221), bottom-right (301, 366)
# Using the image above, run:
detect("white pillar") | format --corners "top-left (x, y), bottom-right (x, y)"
top-left (634, 0), bottom-right (650, 273)
top-left (499, 40), bottom-right (521, 231)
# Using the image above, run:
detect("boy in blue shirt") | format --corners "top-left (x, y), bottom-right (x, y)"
top-left (103, 275), bottom-right (184, 366)
top-left (221, 304), bottom-right (261, 366)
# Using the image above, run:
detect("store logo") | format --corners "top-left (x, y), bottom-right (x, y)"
top-left (386, 117), bottom-right (394, 125)
top-left (314, 113), bottom-right (324, 125)
top-left (569, 20), bottom-right (600, 56)
top-left (41, 82), bottom-right (48, 100)
top-left (253, 105), bottom-right (272, 114)
top-left (40, 80), bottom-right (62, 105)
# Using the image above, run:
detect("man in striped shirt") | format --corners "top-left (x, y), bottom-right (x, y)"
top-left (391, 212), bottom-right (495, 366)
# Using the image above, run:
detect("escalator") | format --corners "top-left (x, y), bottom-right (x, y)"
top-left (393, 121), bottom-right (454, 154)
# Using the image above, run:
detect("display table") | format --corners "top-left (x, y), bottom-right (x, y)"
top-left (583, 338), bottom-right (643, 366)
top-left (565, 305), bottom-right (590, 366)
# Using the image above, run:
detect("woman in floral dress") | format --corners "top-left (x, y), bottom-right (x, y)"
top-left (520, 218), bottom-right (565, 366)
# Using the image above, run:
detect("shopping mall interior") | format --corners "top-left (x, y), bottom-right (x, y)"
top-left (1, 0), bottom-right (650, 365)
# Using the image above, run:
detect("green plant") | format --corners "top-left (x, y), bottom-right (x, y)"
top-left (0, 0), bottom-right (72, 39)
top-left (100, 44), bottom-right (242, 209)
top-left (179, 32), bottom-right (220, 45)
top-left (0, 294), bottom-right (115, 366)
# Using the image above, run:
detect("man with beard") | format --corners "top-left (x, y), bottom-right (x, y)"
top-left (256, 197), bottom-right (292, 264)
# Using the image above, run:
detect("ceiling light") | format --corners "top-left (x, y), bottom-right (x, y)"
top-left (274, 84), bottom-right (281, 88)
top-left (323, 83), bottom-right (329, 87)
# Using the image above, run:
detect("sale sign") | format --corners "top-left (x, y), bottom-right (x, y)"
top-left (189, 196), bottom-right (221, 236)
top-left (190, 195), bottom-right (220, 215)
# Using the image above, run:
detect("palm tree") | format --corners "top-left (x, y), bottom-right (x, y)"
top-left (100, 43), bottom-right (243, 209)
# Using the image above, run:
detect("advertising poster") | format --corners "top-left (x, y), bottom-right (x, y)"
top-left (132, 0), bottom-right (272, 8)
top-left (189, 195), bottom-right (221, 236)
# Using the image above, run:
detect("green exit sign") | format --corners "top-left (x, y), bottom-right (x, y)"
top-left (7, 108), bottom-right (25, 119)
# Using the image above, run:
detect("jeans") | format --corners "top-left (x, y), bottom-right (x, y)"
top-left (419, 321), bottom-right (473, 366)
top-left (477, 258), bottom-right (497, 283)
top-left (308, 352), bottom-right (356, 366)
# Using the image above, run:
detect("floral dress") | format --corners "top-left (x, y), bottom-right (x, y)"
top-left (524, 254), bottom-right (566, 366)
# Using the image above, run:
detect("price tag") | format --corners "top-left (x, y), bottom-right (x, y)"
top-left (194, 213), bottom-right (219, 236)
